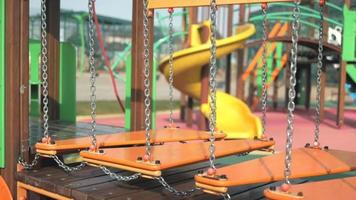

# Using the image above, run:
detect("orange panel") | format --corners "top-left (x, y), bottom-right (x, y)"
top-left (80, 139), bottom-right (274, 172)
top-left (195, 148), bottom-right (354, 188)
top-left (0, 176), bottom-right (12, 200)
top-left (36, 128), bottom-right (226, 152)
top-left (264, 176), bottom-right (356, 200)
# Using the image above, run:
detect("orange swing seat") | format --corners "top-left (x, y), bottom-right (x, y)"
top-left (264, 176), bottom-right (356, 200)
top-left (194, 147), bottom-right (356, 194)
top-left (80, 139), bottom-right (275, 177)
top-left (35, 128), bottom-right (227, 156)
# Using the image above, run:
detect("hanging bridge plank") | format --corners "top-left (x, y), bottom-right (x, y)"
top-left (80, 139), bottom-right (275, 176)
top-left (194, 148), bottom-right (356, 192)
top-left (35, 128), bottom-right (226, 154)
top-left (148, 0), bottom-right (294, 9)
top-left (264, 176), bottom-right (356, 200)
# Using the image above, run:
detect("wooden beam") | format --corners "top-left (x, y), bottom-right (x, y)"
top-left (305, 64), bottom-right (311, 110)
top-left (225, 5), bottom-right (233, 94)
top-left (236, 5), bottom-right (245, 100)
top-left (130, 0), bottom-right (154, 131)
top-left (272, 56), bottom-right (278, 110)
top-left (46, 0), bottom-right (60, 120)
top-left (199, 65), bottom-right (209, 130)
top-left (148, 0), bottom-right (293, 9)
top-left (2, 0), bottom-right (29, 196)
top-left (319, 65), bottom-right (326, 121)
top-left (337, 61), bottom-right (346, 127)
top-left (19, 0), bottom-right (30, 163)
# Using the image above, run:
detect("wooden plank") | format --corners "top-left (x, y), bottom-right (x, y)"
top-left (148, 0), bottom-right (294, 9)
top-left (46, 0), bottom-right (60, 120)
top-left (130, 0), bottom-right (154, 131)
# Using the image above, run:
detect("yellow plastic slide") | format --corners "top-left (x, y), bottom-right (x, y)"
top-left (159, 22), bottom-right (261, 139)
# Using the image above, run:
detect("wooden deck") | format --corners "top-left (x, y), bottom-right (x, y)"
top-left (17, 155), bottom-right (297, 200)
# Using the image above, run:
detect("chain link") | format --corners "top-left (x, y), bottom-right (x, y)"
top-left (100, 166), bottom-right (141, 181)
top-left (313, 4), bottom-right (324, 144)
top-left (88, 0), bottom-right (98, 148)
top-left (18, 153), bottom-right (41, 169)
top-left (40, 0), bottom-right (50, 140)
top-left (284, 0), bottom-right (301, 185)
top-left (261, 4), bottom-right (268, 136)
top-left (168, 10), bottom-right (175, 126)
top-left (208, 0), bottom-right (218, 170)
top-left (155, 176), bottom-right (197, 197)
top-left (52, 155), bottom-right (86, 173)
top-left (143, 0), bottom-right (152, 158)
top-left (221, 193), bottom-right (231, 200)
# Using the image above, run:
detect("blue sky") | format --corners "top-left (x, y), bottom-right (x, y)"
top-left (31, 0), bottom-right (133, 20)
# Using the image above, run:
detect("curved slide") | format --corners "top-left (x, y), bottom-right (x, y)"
top-left (159, 23), bottom-right (262, 139)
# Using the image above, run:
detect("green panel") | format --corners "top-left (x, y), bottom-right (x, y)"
top-left (346, 64), bottom-right (356, 84)
top-left (342, 5), bottom-right (356, 62)
top-left (29, 41), bottom-right (41, 84)
top-left (29, 41), bottom-right (76, 122)
top-left (124, 54), bottom-right (132, 130)
top-left (0, 0), bottom-right (5, 168)
top-left (59, 43), bottom-right (76, 122)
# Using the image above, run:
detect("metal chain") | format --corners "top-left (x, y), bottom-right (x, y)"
top-left (143, 0), bottom-right (152, 157)
top-left (41, 0), bottom-right (50, 140)
top-left (88, 0), bottom-right (98, 149)
top-left (52, 155), bottom-right (86, 173)
top-left (284, 0), bottom-right (301, 185)
top-left (313, 4), bottom-right (324, 144)
top-left (168, 10), bottom-right (175, 126)
top-left (100, 166), bottom-right (141, 182)
top-left (18, 153), bottom-right (41, 169)
top-left (155, 176), bottom-right (197, 197)
top-left (261, 4), bottom-right (268, 136)
top-left (221, 193), bottom-right (231, 200)
top-left (208, 0), bottom-right (218, 170)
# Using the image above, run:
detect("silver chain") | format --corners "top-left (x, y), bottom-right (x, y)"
top-left (208, 0), bottom-right (218, 170)
top-left (284, 0), bottom-right (300, 185)
top-left (88, 0), bottom-right (98, 148)
top-left (261, 4), bottom-right (268, 136)
top-left (143, 0), bottom-right (152, 157)
top-left (168, 10), bottom-right (175, 126)
top-left (313, 4), bottom-right (324, 144)
top-left (155, 176), bottom-right (197, 197)
top-left (222, 193), bottom-right (231, 200)
top-left (100, 166), bottom-right (141, 182)
top-left (41, 0), bottom-right (50, 140)
top-left (18, 153), bottom-right (41, 169)
top-left (18, 153), bottom-right (86, 172)
top-left (52, 155), bottom-right (86, 173)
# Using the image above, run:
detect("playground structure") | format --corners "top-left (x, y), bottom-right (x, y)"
top-left (0, 0), bottom-right (355, 200)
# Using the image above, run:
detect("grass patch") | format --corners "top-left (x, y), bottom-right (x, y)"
top-left (77, 100), bottom-right (182, 115)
